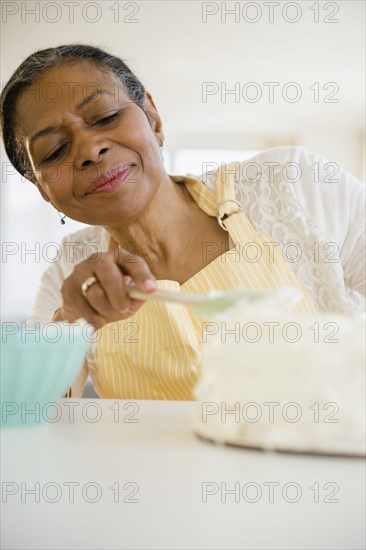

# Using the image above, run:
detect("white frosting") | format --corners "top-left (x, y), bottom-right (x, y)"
top-left (194, 300), bottom-right (365, 456)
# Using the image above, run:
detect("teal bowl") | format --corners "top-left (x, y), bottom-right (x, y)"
top-left (1, 322), bottom-right (90, 427)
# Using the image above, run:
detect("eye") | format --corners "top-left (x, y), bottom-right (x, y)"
top-left (94, 111), bottom-right (120, 126)
top-left (42, 143), bottom-right (68, 164)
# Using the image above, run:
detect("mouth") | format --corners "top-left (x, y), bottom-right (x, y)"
top-left (85, 163), bottom-right (135, 195)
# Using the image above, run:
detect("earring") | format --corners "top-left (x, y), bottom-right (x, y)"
top-left (160, 144), bottom-right (164, 162)
top-left (57, 211), bottom-right (66, 225)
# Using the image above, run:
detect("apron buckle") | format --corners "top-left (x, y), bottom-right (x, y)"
top-left (216, 199), bottom-right (242, 231)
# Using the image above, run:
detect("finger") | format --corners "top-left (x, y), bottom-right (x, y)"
top-left (60, 304), bottom-right (106, 330)
top-left (123, 277), bottom-right (145, 311)
top-left (62, 276), bottom-right (111, 326)
top-left (124, 275), bottom-right (133, 285)
top-left (114, 248), bottom-right (157, 293)
top-left (129, 298), bottom-right (145, 312)
top-left (93, 258), bottom-right (131, 312)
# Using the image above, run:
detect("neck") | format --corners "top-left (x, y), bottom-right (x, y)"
top-left (105, 174), bottom-right (200, 271)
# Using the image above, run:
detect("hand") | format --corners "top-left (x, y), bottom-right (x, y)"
top-left (55, 248), bottom-right (157, 329)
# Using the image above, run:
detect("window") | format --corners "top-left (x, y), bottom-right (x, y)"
top-left (171, 149), bottom-right (260, 175)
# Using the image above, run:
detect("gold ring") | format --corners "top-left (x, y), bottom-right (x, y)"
top-left (81, 275), bottom-right (98, 297)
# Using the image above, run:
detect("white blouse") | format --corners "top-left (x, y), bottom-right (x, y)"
top-left (27, 146), bottom-right (366, 395)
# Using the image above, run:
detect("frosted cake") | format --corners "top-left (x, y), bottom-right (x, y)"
top-left (194, 290), bottom-right (365, 456)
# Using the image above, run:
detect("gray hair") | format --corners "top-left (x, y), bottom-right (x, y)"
top-left (0, 44), bottom-right (146, 181)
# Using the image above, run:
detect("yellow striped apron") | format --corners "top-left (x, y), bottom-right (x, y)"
top-left (94, 164), bottom-right (316, 399)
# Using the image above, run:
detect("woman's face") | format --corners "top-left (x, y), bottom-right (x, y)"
top-left (15, 61), bottom-right (165, 225)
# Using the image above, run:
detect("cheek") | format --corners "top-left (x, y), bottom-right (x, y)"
top-left (137, 138), bottom-right (163, 172)
top-left (37, 164), bottom-right (72, 195)
top-left (122, 118), bottom-right (160, 161)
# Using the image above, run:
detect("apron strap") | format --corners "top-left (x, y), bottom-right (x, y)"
top-left (214, 161), bottom-right (257, 241)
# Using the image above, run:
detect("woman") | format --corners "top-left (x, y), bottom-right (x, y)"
top-left (1, 45), bottom-right (364, 399)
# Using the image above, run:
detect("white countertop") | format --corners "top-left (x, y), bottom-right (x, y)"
top-left (1, 399), bottom-right (365, 550)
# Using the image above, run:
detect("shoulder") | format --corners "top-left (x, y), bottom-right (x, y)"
top-left (57, 225), bottom-right (109, 273)
top-left (60, 224), bottom-right (109, 249)
top-left (197, 145), bottom-right (364, 200)
top-left (196, 146), bottom-right (310, 186)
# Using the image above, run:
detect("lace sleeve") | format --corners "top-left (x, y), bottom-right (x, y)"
top-left (230, 147), bottom-right (363, 315)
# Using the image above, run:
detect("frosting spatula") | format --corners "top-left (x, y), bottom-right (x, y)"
top-left (126, 284), bottom-right (301, 316)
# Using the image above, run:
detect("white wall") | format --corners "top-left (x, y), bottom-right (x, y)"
top-left (1, 0), bottom-right (365, 320)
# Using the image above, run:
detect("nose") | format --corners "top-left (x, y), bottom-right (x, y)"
top-left (74, 131), bottom-right (110, 168)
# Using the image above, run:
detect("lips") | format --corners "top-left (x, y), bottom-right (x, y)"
top-left (85, 163), bottom-right (135, 195)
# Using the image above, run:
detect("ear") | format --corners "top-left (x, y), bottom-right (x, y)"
top-left (142, 92), bottom-right (164, 146)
